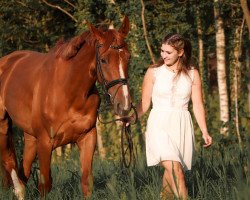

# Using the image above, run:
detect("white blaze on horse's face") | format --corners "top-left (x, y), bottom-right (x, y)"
top-left (118, 49), bottom-right (130, 111)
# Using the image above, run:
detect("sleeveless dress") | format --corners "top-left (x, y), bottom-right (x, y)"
top-left (145, 64), bottom-right (195, 171)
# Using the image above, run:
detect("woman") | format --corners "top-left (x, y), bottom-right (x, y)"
top-left (131, 34), bottom-right (212, 199)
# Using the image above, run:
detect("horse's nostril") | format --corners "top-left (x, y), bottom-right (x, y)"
top-left (114, 103), bottom-right (121, 115)
top-left (127, 103), bottom-right (132, 112)
top-left (114, 102), bottom-right (132, 117)
top-left (117, 103), bottom-right (121, 110)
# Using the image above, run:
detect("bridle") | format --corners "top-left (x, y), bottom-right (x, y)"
top-left (96, 42), bottom-right (138, 168)
top-left (96, 41), bottom-right (138, 121)
top-left (96, 43), bottom-right (128, 105)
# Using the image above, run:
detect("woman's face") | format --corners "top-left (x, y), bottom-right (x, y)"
top-left (160, 43), bottom-right (183, 67)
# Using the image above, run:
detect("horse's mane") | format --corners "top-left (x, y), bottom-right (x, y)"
top-left (52, 28), bottom-right (124, 60)
top-left (52, 31), bottom-right (91, 60)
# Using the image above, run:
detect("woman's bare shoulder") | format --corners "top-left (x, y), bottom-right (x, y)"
top-left (144, 66), bottom-right (159, 83)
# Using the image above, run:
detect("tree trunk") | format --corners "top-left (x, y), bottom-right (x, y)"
top-left (140, 0), bottom-right (156, 64)
top-left (247, 47), bottom-right (250, 117)
top-left (64, 144), bottom-right (72, 157)
top-left (214, 0), bottom-right (229, 135)
top-left (240, 0), bottom-right (250, 39)
top-left (55, 147), bottom-right (62, 157)
top-left (196, 2), bottom-right (206, 103)
top-left (233, 19), bottom-right (244, 149)
top-left (96, 118), bottom-right (106, 160)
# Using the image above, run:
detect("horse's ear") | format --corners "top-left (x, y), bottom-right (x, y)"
top-left (86, 20), bottom-right (105, 43)
top-left (118, 16), bottom-right (130, 37)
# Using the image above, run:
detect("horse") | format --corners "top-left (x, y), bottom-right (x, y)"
top-left (0, 16), bottom-right (132, 199)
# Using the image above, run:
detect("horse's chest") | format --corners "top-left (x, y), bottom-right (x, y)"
top-left (40, 90), bottom-right (100, 145)
top-left (52, 113), bottom-right (96, 146)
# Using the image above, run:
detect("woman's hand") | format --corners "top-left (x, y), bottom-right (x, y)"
top-left (122, 114), bottom-right (136, 126)
top-left (202, 133), bottom-right (212, 147)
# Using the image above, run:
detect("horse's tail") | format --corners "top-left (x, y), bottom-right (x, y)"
top-left (0, 98), bottom-right (25, 199)
top-left (0, 51), bottom-right (25, 199)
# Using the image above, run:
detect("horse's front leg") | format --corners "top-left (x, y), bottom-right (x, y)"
top-left (36, 134), bottom-right (53, 196)
top-left (76, 127), bottom-right (97, 198)
top-left (19, 132), bottom-right (37, 183)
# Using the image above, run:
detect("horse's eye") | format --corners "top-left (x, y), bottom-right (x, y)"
top-left (101, 59), bottom-right (107, 64)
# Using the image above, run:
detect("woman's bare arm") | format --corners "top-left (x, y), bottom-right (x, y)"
top-left (135, 67), bottom-right (155, 118)
top-left (191, 69), bottom-right (212, 147)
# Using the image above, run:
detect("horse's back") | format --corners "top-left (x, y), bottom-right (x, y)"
top-left (0, 50), bottom-right (46, 73)
top-left (0, 50), bottom-right (49, 99)
top-left (0, 50), bottom-right (50, 133)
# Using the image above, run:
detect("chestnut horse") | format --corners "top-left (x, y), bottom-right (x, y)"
top-left (0, 17), bottom-right (131, 199)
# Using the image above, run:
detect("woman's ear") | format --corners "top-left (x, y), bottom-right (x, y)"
top-left (178, 49), bottom-right (184, 57)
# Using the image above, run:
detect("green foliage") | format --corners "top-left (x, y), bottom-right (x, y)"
top-left (0, 0), bottom-right (76, 56)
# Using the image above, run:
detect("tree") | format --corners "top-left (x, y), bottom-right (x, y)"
top-left (96, 119), bottom-right (106, 159)
top-left (214, 0), bottom-right (229, 135)
top-left (140, 0), bottom-right (156, 64)
top-left (195, 0), bottom-right (206, 103)
top-left (233, 18), bottom-right (244, 148)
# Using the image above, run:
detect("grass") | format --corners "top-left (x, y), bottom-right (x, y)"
top-left (0, 135), bottom-right (249, 200)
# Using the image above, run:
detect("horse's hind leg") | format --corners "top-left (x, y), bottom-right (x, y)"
top-left (18, 132), bottom-right (37, 184)
top-left (0, 103), bottom-right (25, 199)
top-left (0, 115), bottom-right (13, 186)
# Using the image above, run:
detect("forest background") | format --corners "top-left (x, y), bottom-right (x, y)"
top-left (0, 0), bottom-right (250, 199)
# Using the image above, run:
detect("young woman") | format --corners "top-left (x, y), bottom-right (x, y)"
top-left (131, 34), bottom-right (212, 199)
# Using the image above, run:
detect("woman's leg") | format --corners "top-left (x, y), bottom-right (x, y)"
top-left (161, 160), bottom-right (187, 200)
top-left (160, 168), bottom-right (174, 199)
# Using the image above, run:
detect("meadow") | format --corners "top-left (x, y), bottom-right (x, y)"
top-left (0, 132), bottom-right (249, 200)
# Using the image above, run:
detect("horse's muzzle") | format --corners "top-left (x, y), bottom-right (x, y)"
top-left (114, 101), bottom-right (132, 117)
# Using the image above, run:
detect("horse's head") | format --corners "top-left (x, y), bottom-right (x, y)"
top-left (87, 16), bottom-right (132, 117)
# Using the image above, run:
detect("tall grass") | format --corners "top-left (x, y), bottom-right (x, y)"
top-left (0, 135), bottom-right (249, 200)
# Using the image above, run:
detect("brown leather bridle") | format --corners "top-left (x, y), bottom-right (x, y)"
top-left (96, 42), bottom-right (138, 168)
top-left (96, 43), bottom-right (128, 105)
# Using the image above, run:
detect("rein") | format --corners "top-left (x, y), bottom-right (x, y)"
top-left (96, 42), bottom-right (138, 168)
top-left (97, 104), bottom-right (138, 168)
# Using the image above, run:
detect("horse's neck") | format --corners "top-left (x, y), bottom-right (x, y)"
top-left (55, 45), bottom-right (97, 96)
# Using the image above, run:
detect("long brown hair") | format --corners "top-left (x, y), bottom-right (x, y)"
top-left (150, 33), bottom-right (194, 79)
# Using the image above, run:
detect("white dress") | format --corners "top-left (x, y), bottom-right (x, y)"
top-left (145, 64), bottom-right (195, 171)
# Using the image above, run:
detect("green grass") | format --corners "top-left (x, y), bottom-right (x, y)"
top-left (0, 136), bottom-right (249, 200)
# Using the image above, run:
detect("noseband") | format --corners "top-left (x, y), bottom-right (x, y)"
top-left (96, 43), bottom-right (128, 104)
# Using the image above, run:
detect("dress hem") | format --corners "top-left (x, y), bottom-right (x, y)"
top-left (147, 159), bottom-right (191, 171)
